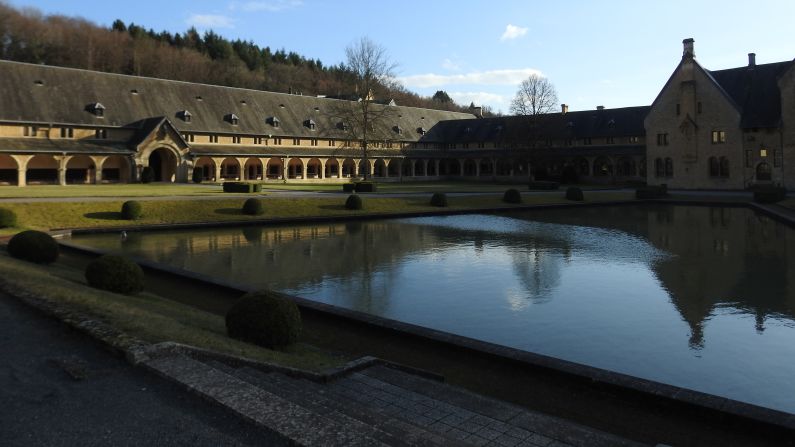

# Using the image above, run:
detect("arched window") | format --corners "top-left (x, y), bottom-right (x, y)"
top-left (708, 156), bottom-right (719, 177)
top-left (719, 157), bottom-right (730, 178)
top-left (655, 158), bottom-right (664, 178)
top-left (664, 158), bottom-right (674, 177)
top-left (756, 162), bottom-right (771, 181)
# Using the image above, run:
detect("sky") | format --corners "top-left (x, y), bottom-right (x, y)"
top-left (9, 0), bottom-right (795, 114)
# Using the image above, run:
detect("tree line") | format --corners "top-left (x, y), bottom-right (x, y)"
top-left (0, 2), bottom-right (484, 114)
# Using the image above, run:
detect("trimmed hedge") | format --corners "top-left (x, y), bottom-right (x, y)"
top-left (528, 181), bottom-right (559, 191)
top-left (192, 167), bottom-right (203, 184)
top-left (753, 186), bottom-right (787, 204)
top-left (140, 166), bottom-right (154, 183)
top-left (121, 200), bottom-right (142, 220)
top-left (430, 192), bottom-right (448, 207)
top-left (342, 183), bottom-right (356, 193)
top-left (7, 230), bottom-right (59, 264)
top-left (223, 182), bottom-right (262, 193)
top-left (242, 198), bottom-right (264, 215)
top-left (345, 194), bottom-right (363, 210)
top-left (225, 291), bottom-right (302, 349)
top-left (503, 188), bottom-right (522, 204)
top-left (0, 207), bottom-right (16, 228)
top-left (354, 181), bottom-right (377, 193)
top-left (565, 187), bottom-right (584, 201)
top-left (635, 185), bottom-right (668, 199)
top-left (85, 255), bottom-right (145, 295)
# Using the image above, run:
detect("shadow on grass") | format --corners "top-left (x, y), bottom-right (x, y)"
top-left (215, 208), bottom-right (244, 215)
top-left (317, 204), bottom-right (348, 211)
top-left (83, 211), bottom-right (124, 220)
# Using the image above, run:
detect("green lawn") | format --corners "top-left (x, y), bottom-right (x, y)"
top-left (259, 181), bottom-right (620, 194)
top-left (0, 251), bottom-right (344, 370)
top-left (0, 183), bottom-right (222, 198)
top-left (0, 191), bottom-right (635, 232)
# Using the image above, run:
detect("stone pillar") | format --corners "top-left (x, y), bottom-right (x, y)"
top-left (434, 159), bottom-right (441, 177)
top-left (474, 159), bottom-right (481, 177)
top-left (422, 160), bottom-right (429, 177)
top-left (13, 155), bottom-right (32, 187)
top-left (383, 160), bottom-right (389, 178)
top-left (353, 160), bottom-right (361, 179)
top-left (92, 156), bottom-right (108, 184)
top-left (237, 158), bottom-right (248, 180)
top-left (410, 160), bottom-right (416, 177)
top-left (57, 156), bottom-right (70, 186)
top-left (319, 158), bottom-right (326, 179)
top-left (458, 159), bottom-right (465, 177)
top-left (211, 157), bottom-right (224, 182)
top-left (491, 159), bottom-right (497, 180)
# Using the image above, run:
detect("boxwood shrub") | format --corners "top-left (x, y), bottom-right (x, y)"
top-left (345, 194), bottom-right (363, 210)
top-left (342, 183), bottom-right (356, 193)
top-left (503, 188), bottom-right (522, 204)
top-left (430, 192), bottom-right (448, 207)
top-left (225, 291), bottom-right (302, 349)
top-left (121, 200), bottom-right (142, 220)
top-left (565, 187), bottom-right (584, 201)
top-left (223, 182), bottom-right (262, 193)
top-left (0, 207), bottom-right (16, 228)
top-left (140, 166), bottom-right (154, 184)
top-left (354, 181), bottom-right (377, 193)
top-left (7, 230), bottom-right (59, 264)
top-left (85, 255), bottom-right (145, 295)
top-left (242, 198), bottom-right (264, 215)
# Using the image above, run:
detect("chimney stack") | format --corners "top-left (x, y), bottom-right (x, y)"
top-left (682, 38), bottom-right (695, 59)
top-left (596, 105), bottom-right (605, 111)
top-left (469, 103), bottom-right (483, 118)
top-left (561, 104), bottom-right (569, 114)
top-left (748, 53), bottom-right (756, 67)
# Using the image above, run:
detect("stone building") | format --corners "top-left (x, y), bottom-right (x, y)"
top-left (645, 38), bottom-right (795, 190)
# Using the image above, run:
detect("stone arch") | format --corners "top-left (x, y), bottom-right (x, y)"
top-left (341, 158), bottom-right (356, 178)
top-left (244, 157), bottom-right (263, 181)
top-left (496, 159), bottom-right (513, 176)
top-left (306, 158), bottom-right (322, 179)
top-left (287, 158), bottom-right (304, 179)
top-left (220, 157), bottom-right (240, 181)
top-left (358, 159), bottom-right (371, 177)
top-left (26, 154), bottom-right (59, 184)
top-left (194, 157), bottom-right (216, 181)
top-left (616, 156), bottom-right (635, 177)
top-left (479, 159), bottom-right (493, 176)
top-left (593, 156), bottom-right (613, 177)
top-left (756, 162), bottom-right (771, 181)
top-left (66, 155), bottom-right (96, 184)
top-left (426, 159), bottom-right (438, 176)
top-left (387, 159), bottom-right (400, 177)
top-left (441, 159), bottom-right (461, 176)
top-left (373, 159), bottom-right (387, 178)
top-left (0, 154), bottom-right (18, 185)
top-left (266, 157), bottom-right (283, 179)
top-left (573, 157), bottom-right (589, 177)
top-left (325, 158), bottom-right (340, 178)
top-left (402, 159), bottom-right (413, 177)
top-left (99, 155), bottom-right (131, 183)
top-left (148, 147), bottom-right (178, 182)
top-left (463, 159), bottom-right (477, 176)
top-left (414, 159), bottom-right (425, 176)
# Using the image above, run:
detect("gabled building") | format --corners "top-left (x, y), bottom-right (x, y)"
top-left (645, 38), bottom-right (795, 190)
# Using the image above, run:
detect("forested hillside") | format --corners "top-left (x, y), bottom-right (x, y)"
top-left (0, 2), bottom-right (484, 113)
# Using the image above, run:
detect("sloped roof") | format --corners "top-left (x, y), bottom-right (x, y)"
top-left (708, 61), bottom-right (793, 128)
top-left (0, 137), bottom-right (132, 154)
top-left (0, 60), bottom-right (473, 141)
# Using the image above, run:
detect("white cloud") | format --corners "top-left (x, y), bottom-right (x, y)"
top-left (229, 0), bottom-right (303, 12)
top-left (186, 14), bottom-right (235, 28)
top-left (449, 91), bottom-right (507, 106)
top-left (398, 68), bottom-right (543, 88)
top-left (441, 58), bottom-right (460, 71)
top-left (500, 24), bottom-right (528, 41)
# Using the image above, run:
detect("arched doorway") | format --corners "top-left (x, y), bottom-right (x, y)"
top-left (479, 159), bottom-right (493, 176)
top-left (341, 159), bottom-right (356, 178)
top-left (287, 158), bottom-right (303, 179)
top-left (426, 159), bottom-right (438, 176)
top-left (756, 162), bottom-right (771, 181)
top-left (387, 159), bottom-right (400, 177)
top-left (306, 158), bottom-right (322, 179)
top-left (148, 148), bottom-right (177, 182)
top-left (373, 159), bottom-right (387, 178)
top-left (220, 158), bottom-right (240, 181)
top-left (593, 156), bottom-right (613, 177)
top-left (66, 155), bottom-right (95, 184)
top-left (325, 158), bottom-right (340, 178)
top-left (100, 155), bottom-right (131, 183)
top-left (0, 154), bottom-right (18, 185)
top-left (414, 160), bottom-right (426, 176)
top-left (358, 159), bottom-right (371, 177)
top-left (463, 159), bottom-right (477, 176)
top-left (194, 157), bottom-right (216, 181)
top-left (244, 158), bottom-right (262, 180)
top-left (616, 156), bottom-right (635, 177)
top-left (26, 155), bottom-right (59, 184)
top-left (266, 157), bottom-right (283, 179)
top-left (402, 159), bottom-right (413, 177)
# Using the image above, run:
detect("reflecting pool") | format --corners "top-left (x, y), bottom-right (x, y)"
top-left (70, 205), bottom-right (795, 413)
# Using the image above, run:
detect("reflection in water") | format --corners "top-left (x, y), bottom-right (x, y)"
top-left (73, 205), bottom-right (795, 413)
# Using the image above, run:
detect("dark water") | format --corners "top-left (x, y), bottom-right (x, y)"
top-left (70, 205), bottom-right (795, 413)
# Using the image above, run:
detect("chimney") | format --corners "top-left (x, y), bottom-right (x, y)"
top-left (682, 38), bottom-right (695, 59)
top-left (596, 105), bottom-right (605, 111)
top-left (561, 104), bottom-right (569, 114)
top-left (470, 103), bottom-right (483, 118)
top-left (748, 53), bottom-right (756, 67)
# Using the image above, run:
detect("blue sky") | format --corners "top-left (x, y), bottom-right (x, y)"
top-left (10, 0), bottom-right (795, 114)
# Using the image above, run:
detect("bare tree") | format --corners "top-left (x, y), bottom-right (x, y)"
top-left (327, 37), bottom-right (398, 180)
top-left (509, 73), bottom-right (558, 116)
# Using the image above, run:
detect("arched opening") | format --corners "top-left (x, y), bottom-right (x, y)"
top-left (496, 159), bottom-right (513, 176)
top-left (287, 158), bottom-right (303, 179)
top-left (479, 159), bottom-right (493, 176)
top-left (616, 156), bottom-right (635, 177)
top-left (100, 155), bottom-right (131, 183)
top-left (574, 157), bottom-right (589, 177)
top-left (0, 154), bottom-right (19, 185)
top-left (194, 157), bottom-right (216, 181)
top-left (426, 159), bottom-right (438, 176)
top-left (441, 159), bottom-right (461, 176)
top-left (341, 159), bottom-right (356, 178)
top-left (387, 159), bottom-right (400, 177)
top-left (148, 148), bottom-right (177, 182)
top-left (306, 158), bottom-right (322, 179)
top-left (244, 158), bottom-right (263, 181)
top-left (463, 159), bottom-right (477, 176)
top-left (220, 157), bottom-right (240, 181)
top-left (66, 155), bottom-right (96, 184)
top-left (325, 158), bottom-right (340, 178)
top-left (357, 159), bottom-right (371, 177)
top-left (402, 159), bottom-right (413, 177)
top-left (756, 162), bottom-right (771, 181)
top-left (593, 156), bottom-right (613, 177)
top-left (373, 159), bottom-right (387, 178)
top-left (414, 160), bottom-right (425, 176)
top-left (26, 155), bottom-right (59, 184)
top-left (266, 157), bottom-right (283, 179)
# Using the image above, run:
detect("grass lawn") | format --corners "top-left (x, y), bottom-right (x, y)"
top-left (0, 190), bottom-right (635, 232)
top-left (0, 183), bottom-right (222, 198)
top-left (0, 251), bottom-right (345, 371)
top-left (258, 181), bottom-right (619, 194)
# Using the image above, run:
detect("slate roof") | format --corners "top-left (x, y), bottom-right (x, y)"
top-left (0, 137), bottom-right (132, 154)
top-left (708, 61), bottom-right (793, 128)
top-left (0, 60), bottom-right (473, 141)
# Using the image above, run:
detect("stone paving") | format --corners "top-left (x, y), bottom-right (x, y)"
top-left (144, 352), bottom-right (646, 447)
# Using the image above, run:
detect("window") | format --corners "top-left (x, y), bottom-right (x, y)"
top-left (583, 137), bottom-right (592, 145)
top-left (719, 157), bottom-right (730, 178)
top-left (774, 150), bottom-right (782, 167)
top-left (655, 158), bottom-right (664, 178)
top-left (183, 133), bottom-right (195, 142)
top-left (564, 139), bottom-right (572, 146)
top-left (462, 143), bottom-right (469, 149)
top-left (665, 157), bottom-right (674, 177)
top-left (328, 139), bottom-right (335, 146)
top-left (24, 126), bottom-right (39, 137)
top-left (269, 117), bottom-right (280, 128)
top-left (711, 131), bottom-right (726, 144)
top-left (95, 129), bottom-right (107, 139)
top-left (92, 103), bottom-right (105, 117)
top-left (676, 104), bottom-right (680, 116)
top-left (657, 133), bottom-right (668, 146)
top-left (605, 137), bottom-right (615, 144)
top-left (478, 142), bottom-right (485, 149)
top-left (60, 127), bottom-right (74, 138)
top-left (226, 114), bottom-right (239, 126)
top-left (209, 135), bottom-right (218, 143)
top-left (232, 136), bottom-right (241, 144)
top-left (311, 139), bottom-right (318, 146)
top-left (305, 119), bottom-right (316, 130)
top-left (709, 156), bottom-right (719, 177)
top-left (179, 110), bottom-right (192, 123)
top-left (629, 136), bottom-right (639, 143)
top-left (292, 138), bottom-right (300, 145)
top-left (274, 138), bottom-right (282, 145)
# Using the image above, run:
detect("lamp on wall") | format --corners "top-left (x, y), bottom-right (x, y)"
top-left (760, 148), bottom-right (768, 157)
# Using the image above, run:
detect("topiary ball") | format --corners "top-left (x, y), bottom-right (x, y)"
top-left (242, 198), bottom-right (264, 215)
top-left (85, 255), bottom-right (144, 295)
top-left (430, 192), bottom-right (448, 207)
top-left (503, 188), bottom-right (522, 204)
top-left (226, 291), bottom-right (302, 349)
top-left (121, 201), bottom-right (142, 220)
top-left (565, 187), bottom-right (584, 201)
top-left (140, 166), bottom-right (154, 184)
top-left (0, 207), bottom-right (17, 228)
top-left (345, 194), bottom-right (362, 210)
top-left (7, 230), bottom-right (59, 264)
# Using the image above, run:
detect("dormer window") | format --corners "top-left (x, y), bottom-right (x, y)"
top-left (34, 80), bottom-right (44, 86)
top-left (268, 116), bottom-right (280, 128)
top-left (89, 102), bottom-right (105, 117)
top-left (130, 89), bottom-right (139, 95)
top-left (225, 113), bottom-right (239, 125)
top-left (418, 127), bottom-right (427, 135)
top-left (279, 103), bottom-right (285, 108)
top-left (95, 129), bottom-right (108, 139)
top-left (393, 125), bottom-right (402, 135)
top-left (240, 100), bottom-right (247, 105)
top-left (178, 110), bottom-right (192, 123)
top-left (195, 96), bottom-right (203, 101)
top-left (305, 119), bottom-right (316, 130)
top-left (314, 107), bottom-right (320, 112)
top-left (338, 121), bottom-right (349, 131)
